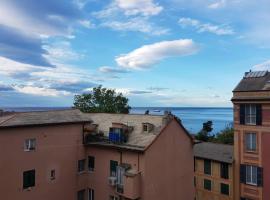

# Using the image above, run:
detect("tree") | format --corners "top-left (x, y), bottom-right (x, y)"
top-left (74, 85), bottom-right (131, 113)
top-left (195, 121), bottom-right (214, 142)
top-left (214, 123), bottom-right (234, 144)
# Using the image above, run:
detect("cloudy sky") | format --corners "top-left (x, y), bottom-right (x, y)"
top-left (1, 0), bottom-right (270, 107)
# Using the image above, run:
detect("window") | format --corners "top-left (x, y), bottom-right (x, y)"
top-left (220, 183), bottom-right (229, 195)
top-left (23, 169), bottom-right (35, 189)
top-left (245, 104), bottom-right (257, 125)
top-left (88, 156), bottom-right (95, 172)
top-left (245, 133), bottom-right (257, 151)
top-left (110, 160), bottom-right (118, 176)
top-left (24, 139), bottom-right (36, 151)
top-left (78, 159), bottom-right (86, 173)
top-left (50, 169), bottom-right (55, 180)
top-left (246, 165), bottom-right (257, 185)
top-left (88, 188), bottom-right (94, 200)
top-left (240, 104), bottom-right (262, 125)
top-left (204, 179), bottom-right (211, 191)
top-left (204, 159), bottom-right (211, 175)
top-left (143, 124), bottom-right (148, 132)
top-left (77, 189), bottom-right (85, 200)
top-left (109, 196), bottom-right (118, 200)
top-left (220, 163), bottom-right (229, 179)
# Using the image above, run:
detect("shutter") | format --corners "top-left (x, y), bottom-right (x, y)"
top-left (256, 104), bottom-right (262, 125)
top-left (240, 164), bottom-right (246, 183)
top-left (257, 167), bottom-right (263, 187)
top-left (30, 170), bottom-right (35, 187)
top-left (240, 104), bottom-right (245, 125)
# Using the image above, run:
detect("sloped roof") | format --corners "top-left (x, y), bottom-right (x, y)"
top-left (194, 142), bottom-right (233, 163)
top-left (85, 113), bottom-right (168, 150)
top-left (233, 71), bottom-right (270, 92)
top-left (0, 109), bottom-right (90, 128)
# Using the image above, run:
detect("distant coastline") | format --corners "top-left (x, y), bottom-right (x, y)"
top-left (1, 107), bottom-right (233, 134)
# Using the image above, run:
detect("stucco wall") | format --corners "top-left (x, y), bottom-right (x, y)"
top-left (0, 124), bottom-right (86, 200)
top-left (142, 119), bottom-right (194, 200)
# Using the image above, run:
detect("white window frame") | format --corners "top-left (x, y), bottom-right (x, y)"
top-left (245, 133), bottom-right (257, 151)
top-left (245, 104), bottom-right (256, 125)
top-left (109, 196), bottom-right (119, 200)
top-left (24, 138), bottom-right (36, 151)
top-left (88, 188), bottom-right (94, 200)
top-left (246, 165), bottom-right (257, 186)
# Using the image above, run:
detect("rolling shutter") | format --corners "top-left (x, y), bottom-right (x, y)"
top-left (257, 167), bottom-right (263, 187)
top-left (240, 164), bottom-right (246, 183)
top-left (256, 104), bottom-right (262, 125)
top-left (240, 104), bottom-right (245, 125)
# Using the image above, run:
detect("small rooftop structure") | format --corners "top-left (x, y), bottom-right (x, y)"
top-left (194, 142), bottom-right (233, 163)
top-left (0, 109), bottom-right (91, 128)
top-left (233, 70), bottom-right (270, 92)
top-left (83, 112), bottom-right (192, 152)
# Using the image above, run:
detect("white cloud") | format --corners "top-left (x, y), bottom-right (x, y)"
top-left (114, 0), bottom-right (163, 16)
top-left (43, 41), bottom-right (84, 64)
top-left (101, 17), bottom-right (169, 35)
top-left (116, 39), bottom-right (199, 70)
top-left (13, 85), bottom-right (71, 97)
top-left (79, 20), bottom-right (95, 29)
top-left (253, 60), bottom-right (270, 71)
top-left (208, 0), bottom-right (226, 9)
top-left (179, 17), bottom-right (234, 35)
top-left (99, 66), bottom-right (129, 73)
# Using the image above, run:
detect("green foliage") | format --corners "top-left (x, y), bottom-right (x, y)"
top-left (214, 123), bottom-right (234, 144)
top-left (195, 121), bottom-right (214, 142)
top-left (195, 120), bottom-right (234, 144)
top-left (73, 85), bottom-right (131, 114)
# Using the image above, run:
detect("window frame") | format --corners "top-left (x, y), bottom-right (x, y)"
top-left (246, 165), bottom-right (257, 186)
top-left (204, 159), bottom-right (212, 175)
top-left (245, 104), bottom-right (257, 125)
top-left (77, 189), bottom-right (85, 200)
top-left (245, 133), bottom-right (257, 152)
top-left (24, 138), bottom-right (36, 151)
top-left (220, 162), bottom-right (229, 179)
top-left (110, 160), bottom-right (118, 177)
top-left (50, 169), bottom-right (55, 180)
top-left (220, 183), bottom-right (230, 195)
top-left (78, 159), bottom-right (86, 173)
top-left (88, 156), bottom-right (95, 172)
top-left (88, 188), bottom-right (94, 200)
top-left (23, 169), bottom-right (35, 189)
top-left (204, 179), bottom-right (212, 191)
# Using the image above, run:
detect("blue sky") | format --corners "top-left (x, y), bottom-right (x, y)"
top-left (1, 0), bottom-right (270, 107)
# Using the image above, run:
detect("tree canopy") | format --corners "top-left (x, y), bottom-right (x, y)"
top-left (73, 86), bottom-right (131, 114)
top-left (195, 121), bottom-right (234, 144)
top-left (195, 121), bottom-right (214, 142)
top-left (213, 123), bottom-right (234, 144)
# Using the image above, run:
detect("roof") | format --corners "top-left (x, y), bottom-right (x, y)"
top-left (84, 113), bottom-right (168, 150)
top-left (233, 71), bottom-right (270, 92)
top-left (0, 109), bottom-right (91, 128)
top-left (194, 142), bottom-right (233, 163)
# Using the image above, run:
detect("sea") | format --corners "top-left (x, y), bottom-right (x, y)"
top-left (2, 107), bottom-right (233, 134)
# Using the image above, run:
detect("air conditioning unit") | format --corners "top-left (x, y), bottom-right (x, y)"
top-left (108, 176), bottom-right (117, 186)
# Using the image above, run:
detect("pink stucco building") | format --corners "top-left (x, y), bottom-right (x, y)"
top-left (0, 109), bottom-right (194, 200)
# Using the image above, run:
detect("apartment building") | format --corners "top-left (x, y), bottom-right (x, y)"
top-left (0, 109), bottom-right (194, 200)
top-left (232, 70), bottom-right (270, 200)
top-left (194, 142), bottom-right (234, 200)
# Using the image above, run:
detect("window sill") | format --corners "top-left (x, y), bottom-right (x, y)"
top-left (24, 149), bottom-right (36, 152)
top-left (77, 171), bottom-right (87, 175)
top-left (245, 182), bottom-right (257, 187)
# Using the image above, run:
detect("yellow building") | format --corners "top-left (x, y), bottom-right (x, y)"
top-left (194, 142), bottom-right (234, 200)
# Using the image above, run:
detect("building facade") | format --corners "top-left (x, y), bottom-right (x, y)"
top-left (232, 71), bottom-right (270, 200)
top-left (0, 110), bottom-right (194, 200)
top-left (194, 142), bottom-right (234, 200)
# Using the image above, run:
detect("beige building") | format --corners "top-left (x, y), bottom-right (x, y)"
top-left (194, 142), bottom-right (234, 200)
top-left (0, 109), bottom-right (194, 200)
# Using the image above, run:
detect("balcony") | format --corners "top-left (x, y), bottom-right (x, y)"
top-left (116, 169), bottom-right (141, 199)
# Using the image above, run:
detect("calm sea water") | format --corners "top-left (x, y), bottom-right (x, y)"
top-left (2, 107), bottom-right (233, 134)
